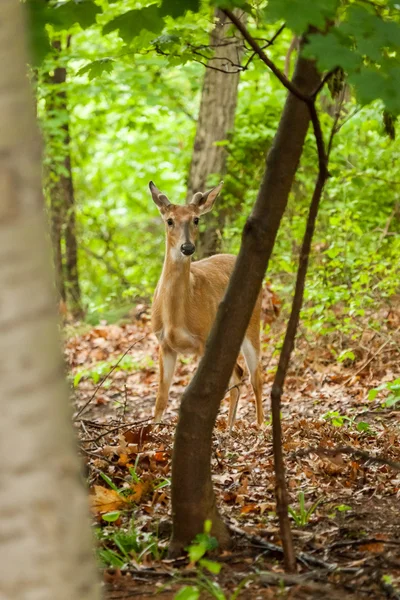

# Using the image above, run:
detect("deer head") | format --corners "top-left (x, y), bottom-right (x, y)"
top-left (149, 181), bottom-right (224, 258)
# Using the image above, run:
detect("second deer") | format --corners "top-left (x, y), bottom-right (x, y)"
top-left (149, 181), bottom-right (263, 429)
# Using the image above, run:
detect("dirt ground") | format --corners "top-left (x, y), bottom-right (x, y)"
top-left (66, 301), bottom-right (400, 599)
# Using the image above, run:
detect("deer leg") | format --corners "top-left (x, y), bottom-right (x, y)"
top-left (227, 362), bottom-right (244, 431)
top-left (242, 337), bottom-right (264, 426)
top-left (154, 345), bottom-right (177, 423)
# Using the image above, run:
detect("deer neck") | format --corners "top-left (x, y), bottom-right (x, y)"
top-left (159, 243), bottom-right (192, 325)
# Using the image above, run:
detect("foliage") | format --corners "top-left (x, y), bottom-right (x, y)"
top-left (323, 411), bottom-right (372, 433)
top-left (96, 517), bottom-right (163, 567)
top-left (174, 520), bottom-right (249, 600)
top-left (369, 378), bottom-right (400, 408)
top-left (288, 491), bottom-right (321, 526)
top-left (31, 0), bottom-right (399, 351)
top-left (72, 353), bottom-right (149, 386)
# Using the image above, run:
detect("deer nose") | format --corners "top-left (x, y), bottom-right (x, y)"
top-left (181, 243), bottom-right (195, 256)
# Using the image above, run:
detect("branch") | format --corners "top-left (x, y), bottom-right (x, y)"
top-left (223, 10), bottom-right (308, 101)
top-left (296, 445), bottom-right (400, 471)
top-left (73, 336), bottom-right (147, 421)
top-left (311, 68), bottom-right (338, 98)
top-left (223, 10), bottom-right (329, 176)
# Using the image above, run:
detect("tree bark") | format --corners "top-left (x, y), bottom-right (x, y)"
top-left (0, 4), bottom-right (99, 599)
top-left (186, 9), bottom-right (243, 257)
top-left (170, 49), bottom-right (320, 555)
top-left (47, 37), bottom-right (83, 318)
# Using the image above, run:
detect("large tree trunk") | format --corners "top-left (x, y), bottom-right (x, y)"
top-left (47, 37), bottom-right (83, 318)
top-left (171, 50), bottom-right (320, 554)
top-left (186, 9), bottom-right (243, 257)
top-left (0, 4), bottom-right (99, 599)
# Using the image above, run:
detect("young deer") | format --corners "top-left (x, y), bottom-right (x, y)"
top-left (149, 181), bottom-right (263, 429)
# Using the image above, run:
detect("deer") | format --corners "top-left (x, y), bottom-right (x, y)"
top-left (149, 180), bottom-right (264, 430)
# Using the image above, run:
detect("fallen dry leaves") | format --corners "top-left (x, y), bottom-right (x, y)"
top-left (67, 302), bottom-right (400, 599)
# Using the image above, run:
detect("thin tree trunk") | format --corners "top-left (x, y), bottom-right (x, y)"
top-left (186, 9), bottom-right (244, 257)
top-left (0, 4), bottom-right (99, 599)
top-left (48, 37), bottom-right (83, 318)
top-left (271, 169), bottom-right (328, 572)
top-left (170, 47), bottom-right (321, 555)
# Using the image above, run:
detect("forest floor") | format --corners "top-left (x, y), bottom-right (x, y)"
top-left (66, 300), bottom-right (400, 600)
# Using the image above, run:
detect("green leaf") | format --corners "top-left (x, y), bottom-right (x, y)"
top-left (368, 388), bottom-right (379, 401)
top-left (336, 504), bottom-right (352, 512)
top-left (199, 558), bottom-right (222, 574)
top-left (187, 541), bottom-right (207, 563)
top-left (103, 7), bottom-right (163, 44)
top-left (214, 0), bottom-right (252, 10)
top-left (52, 0), bottom-right (102, 31)
top-left (26, 0), bottom-right (52, 65)
top-left (356, 421), bottom-right (371, 433)
top-left (203, 519), bottom-right (212, 534)
top-left (160, 0), bottom-right (201, 18)
top-left (265, 0), bottom-right (339, 34)
top-left (100, 471), bottom-right (120, 493)
top-left (77, 58), bottom-right (115, 80)
top-left (174, 587), bottom-right (200, 600)
top-left (383, 394), bottom-right (400, 408)
top-left (102, 511), bottom-right (121, 522)
top-left (349, 68), bottom-right (400, 114)
top-left (337, 349), bottom-right (355, 363)
top-left (303, 32), bottom-right (363, 72)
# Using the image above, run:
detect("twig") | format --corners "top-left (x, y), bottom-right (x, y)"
top-left (223, 10), bottom-right (309, 102)
top-left (80, 417), bottom-right (153, 444)
top-left (296, 446), bottom-right (400, 471)
top-left (80, 447), bottom-right (115, 465)
top-left (226, 378), bottom-right (247, 394)
top-left (73, 335), bottom-right (147, 421)
top-left (228, 524), bottom-right (338, 570)
top-left (311, 68), bottom-right (338, 98)
top-left (379, 201), bottom-right (399, 243)
top-left (328, 538), bottom-right (400, 550)
top-left (344, 326), bottom-right (400, 383)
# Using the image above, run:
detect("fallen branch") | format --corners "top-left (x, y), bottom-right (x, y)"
top-left (328, 538), bottom-right (400, 550)
top-left (296, 446), bottom-right (400, 471)
top-left (228, 524), bottom-right (337, 570)
top-left (73, 335), bottom-right (148, 421)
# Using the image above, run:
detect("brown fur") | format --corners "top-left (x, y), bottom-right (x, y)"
top-left (150, 191), bottom-right (263, 428)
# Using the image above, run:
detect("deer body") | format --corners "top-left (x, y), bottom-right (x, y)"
top-left (149, 181), bottom-right (263, 428)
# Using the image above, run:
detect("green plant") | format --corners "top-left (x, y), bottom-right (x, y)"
top-left (323, 410), bottom-right (372, 433)
top-left (288, 491), bottom-right (321, 526)
top-left (328, 504), bottom-right (352, 518)
top-left (96, 517), bottom-right (163, 568)
top-left (73, 354), bottom-right (153, 386)
top-left (369, 378), bottom-right (400, 408)
top-left (173, 521), bottom-right (250, 600)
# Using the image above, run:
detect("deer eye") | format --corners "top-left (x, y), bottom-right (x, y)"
top-left (166, 218), bottom-right (174, 227)
top-left (193, 217), bottom-right (199, 226)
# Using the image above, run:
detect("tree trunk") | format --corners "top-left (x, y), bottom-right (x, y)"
top-left (186, 9), bottom-right (243, 257)
top-left (47, 37), bottom-right (83, 318)
top-left (0, 4), bottom-right (99, 599)
top-left (170, 50), bottom-right (320, 555)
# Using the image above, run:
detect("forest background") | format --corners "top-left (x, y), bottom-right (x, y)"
top-left (35, 0), bottom-right (400, 337)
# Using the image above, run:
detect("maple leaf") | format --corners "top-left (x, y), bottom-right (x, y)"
top-left (89, 485), bottom-right (127, 515)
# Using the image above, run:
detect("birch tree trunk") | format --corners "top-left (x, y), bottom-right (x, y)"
top-left (0, 3), bottom-right (99, 599)
top-left (186, 9), bottom-right (244, 257)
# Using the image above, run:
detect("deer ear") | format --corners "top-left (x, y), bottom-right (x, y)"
top-left (149, 181), bottom-right (171, 214)
top-left (190, 181), bottom-right (223, 214)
